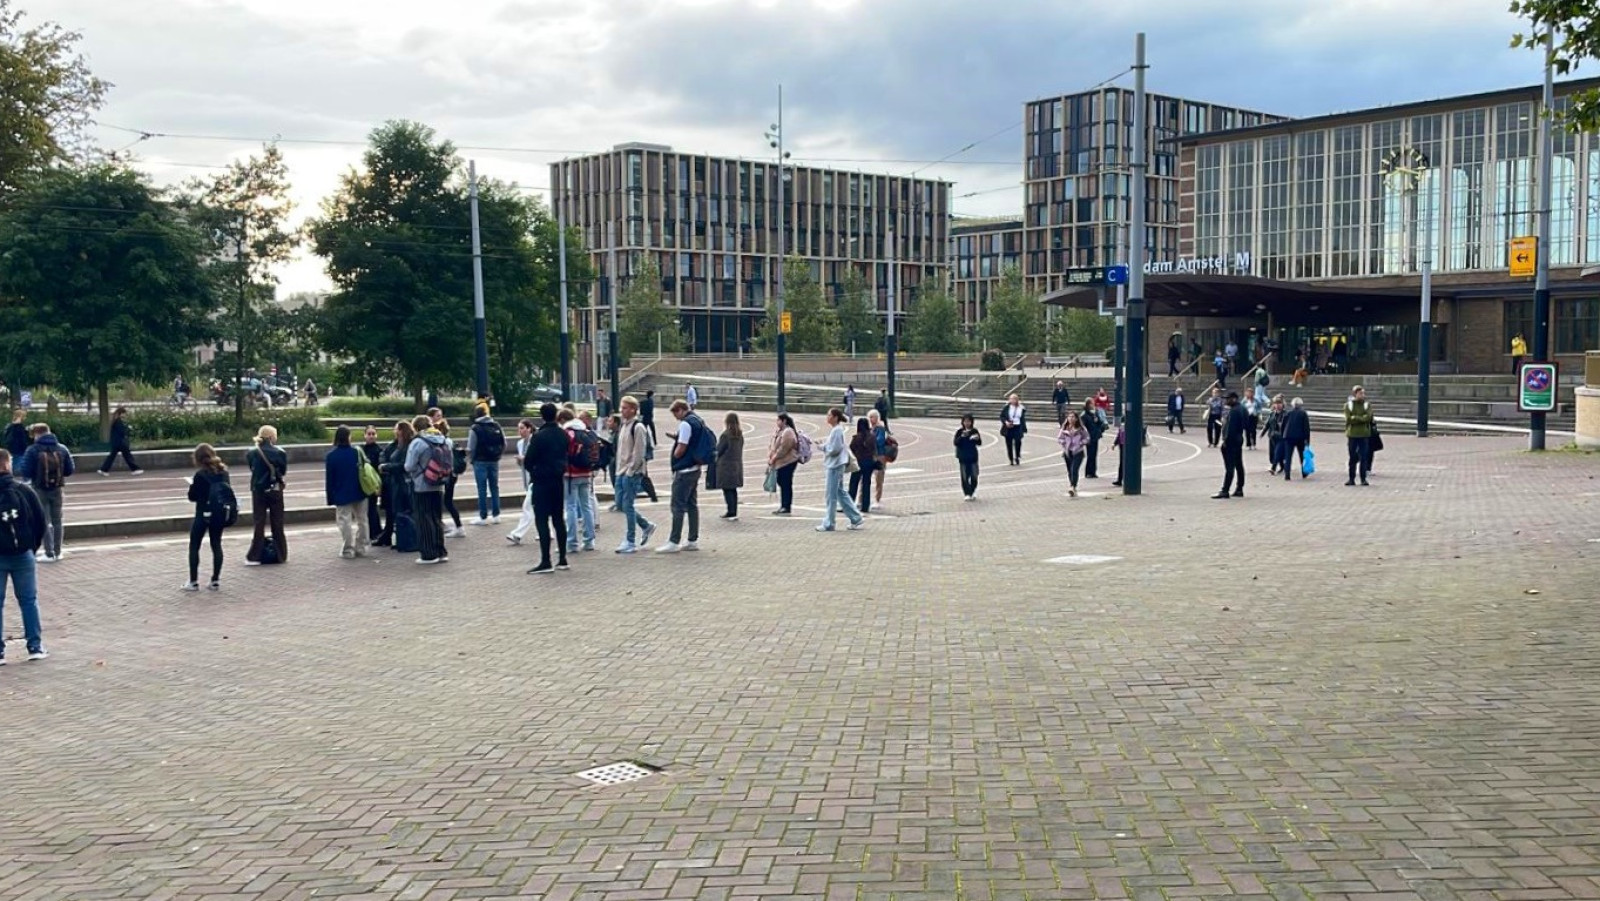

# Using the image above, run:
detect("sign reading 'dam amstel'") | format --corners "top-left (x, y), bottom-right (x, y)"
top-left (1144, 252), bottom-right (1253, 276)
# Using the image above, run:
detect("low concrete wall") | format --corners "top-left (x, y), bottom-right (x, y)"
top-left (1577, 387), bottom-right (1600, 449)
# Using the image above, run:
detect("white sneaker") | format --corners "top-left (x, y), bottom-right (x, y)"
top-left (655, 542), bottom-right (681, 554)
top-left (815, 525), bottom-right (834, 532)
top-left (445, 526), bottom-right (465, 538)
top-left (847, 521), bottom-right (864, 531)
top-left (180, 581), bottom-right (200, 592)
top-left (490, 515), bottom-right (500, 524)
top-left (682, 541), bottom-right (699, 552)
top-left (244, 560), bottom-right (262, 566)
top-left (615, 542), bottom-right (637, 554)
top-left (470, 518), bottom-right (490, 527)
top-left (505, 534), bottom-right (522, 546)
top-left (639, 522), bottom-right (657, 546)
top-left (416, 557), bottom-right (442, 565)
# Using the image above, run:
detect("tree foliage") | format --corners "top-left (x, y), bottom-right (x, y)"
top-left (905, 274), bottom-right (966, 353)
top-left (1054, 308), bottom-right (1114, 354)
top-left (1511, 2), bottom-right (1600, 130)
top-left (617, 255), bottom-right (684, 360)
top-left (0, 1), bottom-right (109, 200)
top-left (0, 166), bottom-right (214, 436)
top-left (832, 267), bottom-right (876, 353)
top-left (756, 259), bottom-right (838, 353)
top-left (979, 266), bottom-right (1045, 353)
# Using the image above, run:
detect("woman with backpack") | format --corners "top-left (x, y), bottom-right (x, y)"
top-left (183, 443), bottom-right (233, 591)
top-left (404, 415), bottom-right (451, 565)
top-left (380, 420), bottom-right (417, 550)
top-left (244, 425), bottom-right (289, 565)
top-left (715, 412), bottom-right (745, 521)
top-left (767, 413), bottom-right (801, 516)
top-left (325, 425), bottom-right (370, 559)
top-left (848, 417), bottom-right (875, 515)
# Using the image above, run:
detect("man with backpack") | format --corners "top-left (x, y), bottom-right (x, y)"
top-left (403, 415), bottom-right (452, 565)
top-left (0, 448), bottom-right (48, 662)
top-left (558, 408), bottom-right (599, 553)
top-left (467, 403), bottom-right (505, 526)
top-left (19, 423), bottom-right (73, 563)
top-left (612, 396), bottom-right (658, 554)
top-left (524, 404), bottom-right (571, 575)
top-left (657, 399), bottom-right (712, 554)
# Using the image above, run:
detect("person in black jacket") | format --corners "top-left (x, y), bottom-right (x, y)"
top-left (1051, 381), bottom-right (1071, 425)
top-left (999, 394), bottom-right (1027, 466)
top-left (1212, 392), bottom-right (1248, 499)
top-left (4, 409), bottom-right (30, 458)
top-left (375, 421), bottom-right (415, 546)
top-left (1166, 387), bottom-right (1186, 433)
top-left (361, 426), bottom-right (385, 542)
top-left (953, 414), bottom-right (982, 500)
top-left (525, 403), bottom-right (570, 575)
top-left (1080, 398), bottom-right (1106, 479)
top-left (641, 390), bottom-right (657, 441)
top-left (244, 425), bottom-right (289, 565)
top-left (0, 448), bottom-right (49, 662)
top-left (97, 407), bottom-right (143, 475)
top-left (183, 443), bottom-right (231, 590)
top-left (1281, 397), bottom-right (1313, 481)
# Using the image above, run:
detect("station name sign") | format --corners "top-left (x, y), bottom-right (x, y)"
top-left (1144, 252), bottom-right (1252, 276)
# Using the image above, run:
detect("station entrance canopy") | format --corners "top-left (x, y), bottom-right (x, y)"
top-left (1040, 273), bottom-right (1423, 325)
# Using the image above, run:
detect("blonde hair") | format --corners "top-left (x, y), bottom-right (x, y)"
top-left (254, 425), bottom-right (278, 445)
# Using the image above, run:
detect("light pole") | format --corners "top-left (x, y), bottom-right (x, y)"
top-left (557, 200), bottom-right (573, 402)
top-left (886, 226), bottom-right (898, 415)
top-left (1123, 32), bottom-right (1149, 495)
top-left (766, 86), bottom-right (792, 413)
top-left (1532, 27), bottom-right (1554, 451)
top-left (1382, 147), bottom-right (1433, 436)
top-left (607, 222), bottom-right (620, 413)
top-left (468, 160), bottom-right (491, 401)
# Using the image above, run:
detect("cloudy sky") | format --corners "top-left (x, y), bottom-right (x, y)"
top-left (36, 0), bottom-right (1558, 294)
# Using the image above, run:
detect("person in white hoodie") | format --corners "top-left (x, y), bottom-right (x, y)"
top-left (505, 419), bottom-right (536, 545)
top-left (816, 407), bottom-right (865, 533)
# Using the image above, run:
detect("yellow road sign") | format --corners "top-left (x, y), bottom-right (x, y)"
top-left (780, 311), bottom-right (793, 334)
top-left (1509, 236), bottom-right (1537, 278)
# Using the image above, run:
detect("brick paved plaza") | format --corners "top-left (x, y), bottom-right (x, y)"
top-left (2, 417), bottom-right (1598, 900)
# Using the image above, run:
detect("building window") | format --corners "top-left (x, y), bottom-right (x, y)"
top-left (1557, 298), bottom-right (1600, 353)
top-left (1504, 299), bottom-right (1534, 350)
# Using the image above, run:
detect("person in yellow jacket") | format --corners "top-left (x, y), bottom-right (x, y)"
top-left (1510, 334), bottom-right (1527, 373)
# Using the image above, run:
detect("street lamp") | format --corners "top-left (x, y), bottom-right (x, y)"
top-left (765, 87), bottom-right (792, 413)
top-left (1381, 146), bottom-right (1433, 437)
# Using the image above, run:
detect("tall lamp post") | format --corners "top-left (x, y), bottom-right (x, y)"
top-left (1382, 147), bottom-right (1433, 437)
top-left (1122, 32), bottom-right (1149, 495)
top-left (1531, 27), bottom-right (1554, 451)
top-left (766, 87), bottom-right (792, 413)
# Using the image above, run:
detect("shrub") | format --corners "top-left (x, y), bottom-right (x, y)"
top-left (979, 349), bottom-right (1006, 371)
top-left (323, 397), bottom-right (489, 420)
top-left (38, 408), bottom-right (327, 451)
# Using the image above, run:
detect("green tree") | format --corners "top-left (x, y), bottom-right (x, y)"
top-left (756, 259), bottom-right (838, 353)
top-left (833, 267), bottom-right (876, 353)
top-left (0, 1), bottom-right (109, 200)
top-left (1511, 4), bottom-right (1600, 129)
top-left (617, 255), bottom-right (684, 359)
top-left (0, 166), bottom-right (214, 437)
top-left (1053, 308), bottom-right (1114, 354)
top-left (905, 274), bottom-right (966, 353)
top-left (181, 145), bottom-right (298, 424)
top-left (980, 266), bottom-right (1045, 353)
top-left (481, 184), bottom-right (584, 411)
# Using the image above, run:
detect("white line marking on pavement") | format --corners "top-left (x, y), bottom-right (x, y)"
top-left (1045, 555), bottom-right (1123, 565)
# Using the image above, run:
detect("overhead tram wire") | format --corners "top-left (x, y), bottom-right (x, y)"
top-left (93, 122), bottom-right (598, 157)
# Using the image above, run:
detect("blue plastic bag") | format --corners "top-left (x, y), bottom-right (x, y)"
top-left (1302, 446), bottom-right (1316, 476)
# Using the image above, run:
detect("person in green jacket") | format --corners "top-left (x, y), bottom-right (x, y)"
top-left (1344, 385), bottom-right (1374, 486)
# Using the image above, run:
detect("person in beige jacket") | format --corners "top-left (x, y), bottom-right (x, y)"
top-left (612, 395), bottom-right (658, 553)
top-left (767, 413), bottom-right (801, 515)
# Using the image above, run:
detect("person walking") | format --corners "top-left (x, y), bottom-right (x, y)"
top-left (1282, 397), bottom-right (1312, 480)
top-left (182, 443), bottom-right (233, 590)
top-left (243, 425), bottom-right (290, 565)
top-left (1051, 380), bottom-right (1071, 425)
top-left (1261, 396), bottom-right (1287, 475)
top-left (1344, 385), bottom-right (1375, 486)
top-left (1166, 386), bottom-right (1186, 433)
top-left (768, 414), bottom-right (800, 516)
top-left (97, 407), bottom-right (143, 476)
top-left (467, 403), bottom-right (506, 525)
top-left (324, 426), bottom-right (370, 559)
top-left (594, 387), bottom-right (611, 421)
top-left (1241, 391), bottom-right (1259, 451)
top-left (1081, 398), bottom-right (1106, 479)
top-left (558, 408), bottom-right (598, 553)
top-left (361, 426), bottom-right (384, 543)
top-left (404, 415), bottom-right (451, 565)
top-left (843, 385), bottom-right (857, 420)
top-left (874, 390), bottom-right (891, 426)
top-left (816, 407), bottom-right (865, 533)
top-left (1510, 333), bottom-right (1527, 373)
top-left (641, 390), bottom-right (657, 441)
top-left (1167, 334), bottom-right (1183, 377)
top-left (1204, 388), bottom-right (1225, 447)
top-left (658, 399), bottom-right (708, 553)
top-left (524, 404), bottom-right (571, 573)
top-left (1057, 411), bottom-right (1089, 497)
top-left (714, 412), bottom-right (744, 521)
top-left (506, 419), bottom-right (535, 546)
top-left (953, 414), bottom-right (982, 500)
top-left (4, 409), bottom-right (29, 459)
top-left (377, 421), bottom-right (414, 549)
top-left (18, 423), bottom-right (73, 563)
top-left (848, 417), bottom-right (875, 515)
top-left (612, 398), bottom-right (658, 554)
top-left (1212, 392), bottom-right (1248, 499)
top-left (0, 448), bottom-right (48, 662)
top-left (1213, 350), bottom-right (1229, 389)
top-left (1225, 338), bottom-right (1240, 373)
top-left (684, 383), bottom-right (698, 411)
top-left (1000, 393), bottom-right (1027, 466)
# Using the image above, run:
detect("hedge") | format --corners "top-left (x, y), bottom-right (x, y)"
top-left (323, 397), bottom-right (515, 420)
top-left (30, 408), bottom-right (327, 452)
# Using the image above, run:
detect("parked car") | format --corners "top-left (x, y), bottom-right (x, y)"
top-left (211, 376), bottom-right (297, 408)
top-left (530, 384), bottom-right (563, 403)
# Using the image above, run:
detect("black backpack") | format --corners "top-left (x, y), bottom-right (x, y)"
top-left (567, 429), bottom-right (600, 472)
top-left (206, 477), bottom-right (239, 527)
top-left (0, 484), bottom-right (36, 556)
top-left (35, 448), bottom-right (65, 491)
top-left (473, 420), bottom-right (506, 461)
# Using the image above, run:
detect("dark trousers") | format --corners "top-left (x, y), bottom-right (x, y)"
top-left (1267, 435), bottom-right (1281, 470)
top-left (1347, 437), bottom-right (1371, 482)
top-left (442, 476), bottom-right (461, 527)
top-left (1064, 450), bottom-right (1084, 488)
top-left (775, 462), bottom-right (797, 511)
top-left (532, 484), bottom-right (566, 566)
top-left (669, 469), bottom-right (699, 545)
top-left (373, 482), bottom-right (394, 542)
top-left (1168, 355), bottom-right (1181, 376)
top-left (1512, 355), bottom-right (1523, 373)
top-left (1085, 437), bottom-right (1100, 478)
top-left (366, 487), bottom-right (382, 539)
top-left (1244, 417), bottom-right (1257, 448)
top-left (414, 490), bottom-right (446, 561)
top-left (848, 460), bottom-right (874, 513)
top-left (1055, 403), bottom-right (1067, 425)
top-left (723, 487), bottom-right (738, 517)
top-left (99, 445), bottom-right (139, 473)
top-left (1206, 415), bottom-right (1222, 447)
top-left (959, 460), bottom-right (978, 496)
top-left (246, 489), bottom-right (287, 563)
top-left (642, 472), bottom-right (658, 502)
top-left (1167, 409), bottom-right (1185, 432)
top-left (1220, 444), bottom-right (1245, 495)
top-left (187, 514), bottom-right (225, 583)
top-left (643, 417), bottom-right (656, 441)
top-left (1004, 429), bottom-right (1024, 464)
top-left (1286, 441), bottom-right (1307, 479)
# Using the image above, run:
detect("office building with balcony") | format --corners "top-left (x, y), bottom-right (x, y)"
top-left (550, 144), bottom-right (950, 359)
top-left (949, 217), bottom-right (1023, 329)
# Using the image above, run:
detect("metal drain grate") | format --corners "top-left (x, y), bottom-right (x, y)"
top-left (574, 761), bottom-right (660, 786)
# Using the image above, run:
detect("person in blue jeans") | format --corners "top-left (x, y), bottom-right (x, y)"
top-left (466, 404), bottom-right (505, 524)
top-left (558, 409), bottom-right (597, 552)
top-left (816, 407), bottom-right (865, 533)
top-left (612, 396), bottom-right (658, 553)
top-left (0, 448), bottom-right (49, 663)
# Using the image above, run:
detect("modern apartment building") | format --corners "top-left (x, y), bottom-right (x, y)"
top-left (550, 144), bottom-right (951, 357)
top-left (949, 217), bottom-right (1023, 330)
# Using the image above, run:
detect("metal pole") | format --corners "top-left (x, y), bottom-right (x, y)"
top-left (608, 224), bottom-right (621, 412)
top-left (1113, 211), bottom-right (1128, 426)
top-left (1531, 28), bottom-right (1554, 450)
top-left (468, 161), bottom-right (491, 401)
top-left (775, 85), bottom-right (788, 414)
top-left (1418, 164), bottom-right (1433, 437)
top-left (1123, 32), bottom-right (1149, 495)
top-left (557, 198), bottom-right (573, 403)
top-left (887, 226), bottom-right (898, 414)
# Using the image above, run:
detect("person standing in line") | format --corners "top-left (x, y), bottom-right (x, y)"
top-left (1166, 386), bottom-right (1186, 434)
top-left (684, 383), bottom-right (698, 411)
top-left (4, 409), bottom-right (29, 459)
top-left (1282, 397), bottom-right (1312, 481)
top-left (612, 397), bottom-right (658, 554)
top-left (19, 423), bottom-right (73, 563)
top-left (848, 417), bottom-right (875, 515)
top-left (641, 389), bottom-right (657, 441)
top-left (558, 408), bottom-right (598, 553)
top-left (1057, 411), bottom-right (1089, 498)
top-left (844, 384), bottom-right (857, 420)
top-left (361, 426), bottom-right (385, 543)
top-left (525, 403), bottom-right (571, 574)
top-left (953, 413), bottom-right (982, 500)
top-left (506, 419), bottom-right (536, 546)
top-left (874, 389), bottom-right (891, 426)
top-left (244, 425), bottom-right (289, 565)
top-left (1510, 333), bottom-right (1527, 373)
top-left (182, 443), bottom-right (232, 590)
top-left (1000, 393), bottom-right (1028, 466)
top-left (404, 415), bottom-right (451, 565)
top-left (377, 421), bottom-right (414, 548)
top-left (1204, 388), bottom-right (1225, 447)
top-left (1051, 380), bottom-right (1072, 425)
top-left (433, 418), bottom-right (465, 538)
top-left (1344, 384), bottom-right (1375, 487)
top-left (816, 407), bottom-right (865, 533)
top-left (1212, 392), bottom-right (1248, 499)
top-left (768, 413), bottom-right (800, 516)
top-left (1080, 398), bottom-right (1106, 479)
top-left (97, 407), bottom-right (143, 476)
top-left (0, 448), bottom-right (47, 662)
top-left (715, 412), bottom-right (745, 521)
top-left (467, 403), bottom-right (505, 525)
top-left (325, 426), bottom-right (370, 559)
top-left (657, 399), bottom-right (706, 553)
